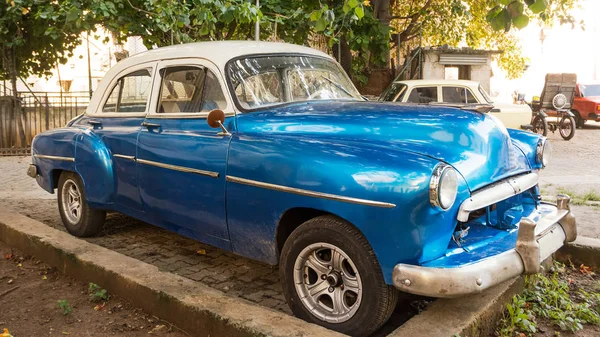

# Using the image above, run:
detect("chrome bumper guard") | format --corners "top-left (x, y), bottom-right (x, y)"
top-left (392, 194), bottom-right (577, 298)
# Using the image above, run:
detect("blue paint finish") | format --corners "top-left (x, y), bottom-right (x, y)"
top-left (136, 115), bottom-right (235, 249)
top-left (73, 116), bottom-right (144, 210)
top-left (31, 97), bottom-right (546, 286)
top-left (31, 128), bottom-right (78, 192)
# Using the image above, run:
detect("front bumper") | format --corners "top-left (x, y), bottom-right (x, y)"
top-left (392, 194), bottom-right (576, 298)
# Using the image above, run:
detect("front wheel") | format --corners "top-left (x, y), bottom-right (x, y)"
top-left (532, 115), bottom-right (548, 136)
top-left (58, 171), bottom-right (106, 237)
top-left (280, 215), bottom-right (398, 337)
top-left (559, 115), bottom-right (576, 140)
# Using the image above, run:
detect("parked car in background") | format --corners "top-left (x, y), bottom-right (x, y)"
top-left (28, 41), bottom-right (576, 337)
top-left (379, 79), bottom-right (533, 130)
top-left (571, 83), bottom-right (600, 128)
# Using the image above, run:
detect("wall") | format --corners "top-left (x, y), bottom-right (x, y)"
top-left (421, 52), bottom-right (494, 92)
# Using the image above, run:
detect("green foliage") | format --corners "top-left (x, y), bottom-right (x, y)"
top-left (57, 299), bottom-right (72, 316)
top-left (497, 262), bottom-right (600, 336)
top-left (89, 283), bottom-right (109, 302)
top-left (556, 188), bottom-right (600, 205)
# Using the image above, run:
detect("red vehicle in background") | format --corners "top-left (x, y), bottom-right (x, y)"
top-left (571, 83), bottom-right (600, 128)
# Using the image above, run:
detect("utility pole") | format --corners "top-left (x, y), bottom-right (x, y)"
top-left (87, 33), bottom-right (93, 98)
top-left (254, 0), bottom-right (260, 41)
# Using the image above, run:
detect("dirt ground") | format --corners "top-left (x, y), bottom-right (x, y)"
top-left (0, 242), bottom-right (189, 337)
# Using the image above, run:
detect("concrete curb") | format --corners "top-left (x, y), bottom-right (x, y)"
top-left (0, 208), bottom-right (531, 337)
top-left (388, 278), bottom-right (524, 337)
top-left (555, 237), bottom-right (600, 269)
top-left (0, 208), bottom-right (345, 337)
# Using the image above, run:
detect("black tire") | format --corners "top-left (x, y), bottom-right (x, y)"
top-left (559, 115), bottom-right (576, 140)
top-left (572, 110), bottom-right (584, 128)
top-left (532, 115), bottom-right (548, 136)
top-left (280, 215), bottom-right (398, 337)
top-left (57, 171), bottom-right (106, 237)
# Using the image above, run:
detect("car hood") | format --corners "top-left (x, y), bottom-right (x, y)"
top-left (238, 101), bottom-right (531, 191)
top-left (579, 96), bottom-right (600, 103)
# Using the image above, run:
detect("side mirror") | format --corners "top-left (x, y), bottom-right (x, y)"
top-left (207, 109), bottom-right (231, 136)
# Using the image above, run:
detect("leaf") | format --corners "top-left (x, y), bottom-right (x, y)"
top-left (309, 10), bottom-right (321, 21)
top-left (354, 6), bottom-right (364, 19)
top-left (196, 249), bottom-right (206, 255)
top-left (507, 1), bottom-right (524, 17)
top-left (347, 0), bottom-right (360, 9)
top-left (528, 0), bottom-right (547, 14)
top-left (342, 2), bottom-right (351, 14)
top-left (513, 14), bottom-right (529, 29)
top-left (315, 18), bottom-right (327, 31)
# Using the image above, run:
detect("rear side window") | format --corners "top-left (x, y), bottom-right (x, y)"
top-left (103, 69), bottom-right (152, 113)
top-left (380, 83), bottom-right (407, 102)
top-left (406, 87), bottom-right (437, 103)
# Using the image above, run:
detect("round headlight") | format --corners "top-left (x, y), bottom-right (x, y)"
top-left (536, 139), bottom-right (552, 168)
top-left (430, 164), bottom-right (458, 210)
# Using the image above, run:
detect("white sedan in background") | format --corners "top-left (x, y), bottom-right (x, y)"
top-left (379, 79), bottom-right (532, 130)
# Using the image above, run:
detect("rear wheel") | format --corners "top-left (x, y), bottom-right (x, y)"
top-left (58, 171), bottom-right (106, 237)
top-left (280, 215), bottom-right (398, 337)
top-left (559, 115), bottom-right (576, 140)
top-left (532, 115), bottom-right (548, 136)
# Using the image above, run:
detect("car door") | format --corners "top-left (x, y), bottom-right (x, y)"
top-left (136, 59), bottom-right (234, 249)
top-left (82, 62), bottom-right (156, 211)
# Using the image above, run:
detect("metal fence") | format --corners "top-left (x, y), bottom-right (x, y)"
top-left (0, 92), bottom-right (89, 155)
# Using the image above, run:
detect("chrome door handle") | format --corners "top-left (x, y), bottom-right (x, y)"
top-left (87, 120), bottom-right (102, 126)
top-left (141, 121), bottom-right (161, 128)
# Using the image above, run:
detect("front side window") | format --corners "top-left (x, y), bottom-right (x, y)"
top-left (158, 66), bottom-right (226, 113)
top-left (379, 83), bottom-right (407, 102)
top-left (406, 87), bottom-right (437, 103)
top-left (442, 87), bottom-right (479, 104)
top-left (227, 55), bottom-right (361, 110)
top-left (103, 69), bottom-right (152, 113)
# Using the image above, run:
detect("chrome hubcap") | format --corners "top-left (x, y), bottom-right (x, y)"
top-left (294, 243), bottom-right (362, 323)
top-left (61, 179), bottom-right (82, 224)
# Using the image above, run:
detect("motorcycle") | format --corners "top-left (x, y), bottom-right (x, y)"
top-left (530, 73), bottom-right (577, 141)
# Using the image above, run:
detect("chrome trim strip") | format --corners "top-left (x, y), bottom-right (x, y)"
top-left (113, 154), bottom-right (136, 161)
top-left (226, 176), bottom-right (396, 209)
top-left (137, 158), bottom-right (219, 178)
top-left (33, 154), bottom-right (75, 162)
top-left (457, 172), bottom-right (539, 222)
top-left (145, 111), bottom-right (235, 119)
top-left (393, 201), bottom-right (572, 298)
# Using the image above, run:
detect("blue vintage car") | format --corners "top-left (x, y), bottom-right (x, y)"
top-left (28, 41), bottom-right (576, 336)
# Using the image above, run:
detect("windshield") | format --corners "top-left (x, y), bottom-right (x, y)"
top-left (379, 83), bottom-right (407, 102)
top-left (580, 84), bottom-right (600, 97)
top-left (478, 85), bottom-right (494, 104)
top-left (226, 55), bottom-right (362, 110)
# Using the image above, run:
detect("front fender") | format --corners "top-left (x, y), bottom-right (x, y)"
top-left (74, 128), bottom-right (115, 207)
top-left (226, 134), bottom-right (470, 284)
top-left (507, 128), bottom-right (543, 170)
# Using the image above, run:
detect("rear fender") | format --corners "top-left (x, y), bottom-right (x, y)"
top-left (74, 128), bottom-right (115, 207)
top-left (31, 129), bottom-right (77, 193)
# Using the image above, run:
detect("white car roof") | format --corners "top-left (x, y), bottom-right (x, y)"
top-left (392, 79), bottom-right (480, 87)
top-left (116, 41), bottom-right (333, 71)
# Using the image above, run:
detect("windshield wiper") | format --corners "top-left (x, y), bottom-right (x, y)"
top-left (320, 75), bottom-right (354, 98)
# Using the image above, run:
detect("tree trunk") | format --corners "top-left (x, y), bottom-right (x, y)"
top-left (2, 47), bottom-right (27, 147)
top-left (333, 36), bottom-right (353, 76)
top-left (372, 0), bottom-right (392, 67)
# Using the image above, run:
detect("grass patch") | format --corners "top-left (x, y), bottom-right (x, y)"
top-left (496, 262), bottom-right (600, 336)
top-left (555, 188), bottom-right (600, 206)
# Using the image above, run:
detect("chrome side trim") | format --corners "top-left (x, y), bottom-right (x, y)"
top-left (145, 111), bottom-right (235, 119)
top-left (226, 176), bottom-right (396, 209)
top-left (113, 154), bottom-right (136, 161)
top-left (33, 154), bottom-right (75, 162)
top-left (137, 158), bottom-right (219, 178)
top-left (457, 172), bottom-right (539, 222)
